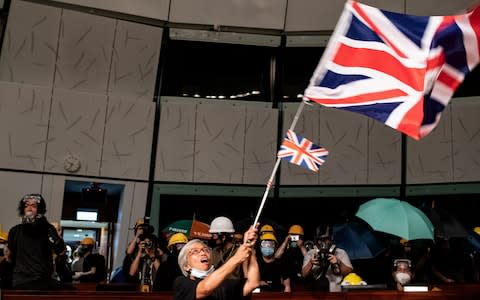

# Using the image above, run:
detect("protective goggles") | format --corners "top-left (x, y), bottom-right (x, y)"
top-left (260, 240), bottom-right (275, 248)
top-left (22, 194), bottom-right (41, 203)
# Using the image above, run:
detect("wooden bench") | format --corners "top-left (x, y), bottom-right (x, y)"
top-left (2, 284), bottom-right (480, 300)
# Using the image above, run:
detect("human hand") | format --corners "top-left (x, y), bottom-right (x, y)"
top-left (328, 254), bottom-right (338, 264)
top-left (72, 272), bottom-right (82, 280)
top-left (297, 238), bottom-right (304, 247)
top-left (244, 223), bottom-right (259, 246)
top-left (235, 243), bottom-right (253, 264)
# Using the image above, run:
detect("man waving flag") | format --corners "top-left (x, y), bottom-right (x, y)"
top-left (304, 0), bottom-right (480, 140)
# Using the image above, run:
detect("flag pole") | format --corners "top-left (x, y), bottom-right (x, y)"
top-left (252, 100), bottom-right (307, 227)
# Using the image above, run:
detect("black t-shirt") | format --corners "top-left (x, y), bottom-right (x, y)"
top-left (154, 253), bottom-right (182, 291)
top-left (173, 276), bottom-right (250, 300)
top-left (8, 218), bottom-right (64, 288)
top-left (81, 253), bottom-right (106, 283)
top-left (257, 255), bottom-right (289, 292)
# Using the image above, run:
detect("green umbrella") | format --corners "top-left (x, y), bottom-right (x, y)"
top-left (163, 220), bottom-right (192, 236)
top-left (355, 198), bottom-right (434, 240)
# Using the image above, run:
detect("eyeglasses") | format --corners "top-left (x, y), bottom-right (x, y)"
top-left (189, 247), bottom-right (211, 256)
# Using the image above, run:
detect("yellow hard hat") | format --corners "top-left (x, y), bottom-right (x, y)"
top-left (168, 233), bottom-right (188, 250)
top-left (399, 238), bottom-right (410, 245)
top-left (260, 232), bottom-right (277, 243)
top-left (134, 218), bottom-right (145, 229)
top-left (260, 224), bottom-right (275, 233)
top-left (81, 237), bottom-right (95, 246)
top-left (0, 230), bottom-right (7, 242)
top-left (288, 225), bottom-right (304, 236)
top-left (474, 227), bottom-right (480, 235)
top-left (341, 273), bottom-right (367, 285)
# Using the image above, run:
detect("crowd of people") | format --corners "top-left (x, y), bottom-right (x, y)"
top-left (1, 193), bottom-right (480, 299)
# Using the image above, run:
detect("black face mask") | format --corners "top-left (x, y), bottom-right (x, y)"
top-left (77, 245), bottom-right (92, 257)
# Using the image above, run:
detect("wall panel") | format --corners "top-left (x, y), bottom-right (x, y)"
top-left (108, 20), bottom-right (162, 102)
top-left (170, 0), bottom-right (286, 30)
top-left (101, 96), bottom-right (155, 180)
top-left (406, 0), bottom-right (478, 15)
top-left (319, 108), bottom-right (368, 185)
top-left (50, 0), bottom-right (170, 21)
top-left (367, 120), bottom-right (402, 184)
top-left (0, 82), bottom-right (51, 171)
top-left (243, 104), bottom-right (278, 184)
top-left (155, 100), bottom-right (196, 182)
top-left (45, 89), bottom-right (107, 176)
top-left (194, 102), bottom-right (246, 183)
top-left (406, 106), bottom-right (453, 184)
top-left (0, 0), bottom-right (61, 85)
top-left (54, 9), bottom-right (115, 94)
top-left (452, 97), bottom-right (480, 182)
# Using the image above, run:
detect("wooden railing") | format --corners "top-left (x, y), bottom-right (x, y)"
top-left (2, 284), bottom-right (480, 300)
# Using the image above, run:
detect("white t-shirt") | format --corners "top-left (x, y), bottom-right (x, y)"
top-left (303, 247), bottom-right (353, 292)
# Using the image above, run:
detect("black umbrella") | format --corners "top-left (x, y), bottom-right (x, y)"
top-left (333, 221), bottom-right (387, 260)
top-left (427, 207), bottom-right (469, 239)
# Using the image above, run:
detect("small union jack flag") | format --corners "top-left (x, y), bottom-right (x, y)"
top-left (277, 130), bottom-right (329, 172)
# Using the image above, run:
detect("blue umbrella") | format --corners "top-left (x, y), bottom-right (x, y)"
top-left (333, 221), bottom-right (386, 260)
top-left (466, 229), bottom-right (480, 251)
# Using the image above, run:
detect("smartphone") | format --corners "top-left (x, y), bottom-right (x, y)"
top-left (290, 235), bottom-right (299, 241)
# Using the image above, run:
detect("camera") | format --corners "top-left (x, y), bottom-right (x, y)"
top-left (144, 240), bottom-right (154, 249)
top-left (290, 235), bottom-right (300, 241)
top-left (315, 244), bottom-right (337, 264)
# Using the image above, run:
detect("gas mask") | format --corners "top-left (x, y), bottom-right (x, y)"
top-left (22, 211), bottom-right (40, 224)
top-left (395, 272), bottom-right (412, 285)
top-left (289, 241), bottom-right (298, 248)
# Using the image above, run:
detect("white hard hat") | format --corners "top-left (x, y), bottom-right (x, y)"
top-left (209, 216), bottom-right (235, 233)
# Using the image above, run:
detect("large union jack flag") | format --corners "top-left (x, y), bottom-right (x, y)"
top-left (277, 130), bottom-right (329, 172)
top-left (304, 0), bottom-right (480, 140)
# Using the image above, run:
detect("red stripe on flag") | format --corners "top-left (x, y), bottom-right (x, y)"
top-left (281, 139), bottom-right (322, 164)
top-left (308, 89), bottom-right (408, 105)
top-left (396, 95), bottom-right (424, 140)
top-left (437, 70), bottom-right (462, 90)
top-left (468, 6), bottom-right (480, 58)
top-left (334, 44), bottom-right (425, 91)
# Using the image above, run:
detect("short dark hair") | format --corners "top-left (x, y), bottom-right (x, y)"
top-left (18, 193), bottom-right (47, 216)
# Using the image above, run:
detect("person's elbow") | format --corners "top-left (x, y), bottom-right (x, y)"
top-left (243, 277), bottom-right (260, 296)
top-left (196, 280), bottom-right (216, 298)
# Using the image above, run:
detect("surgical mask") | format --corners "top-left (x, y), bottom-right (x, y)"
top-left (289, 242), bottom-right (298, 248)
top-left (395, 272), bottom-right (411, 285)
top-left (190, 266), bottom-right (214, 279)
top-left (261, 246), bottom-right (275, 257)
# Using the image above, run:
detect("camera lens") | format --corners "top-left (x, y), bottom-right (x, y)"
top-left (145, 240), bottom-right (153, 249)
